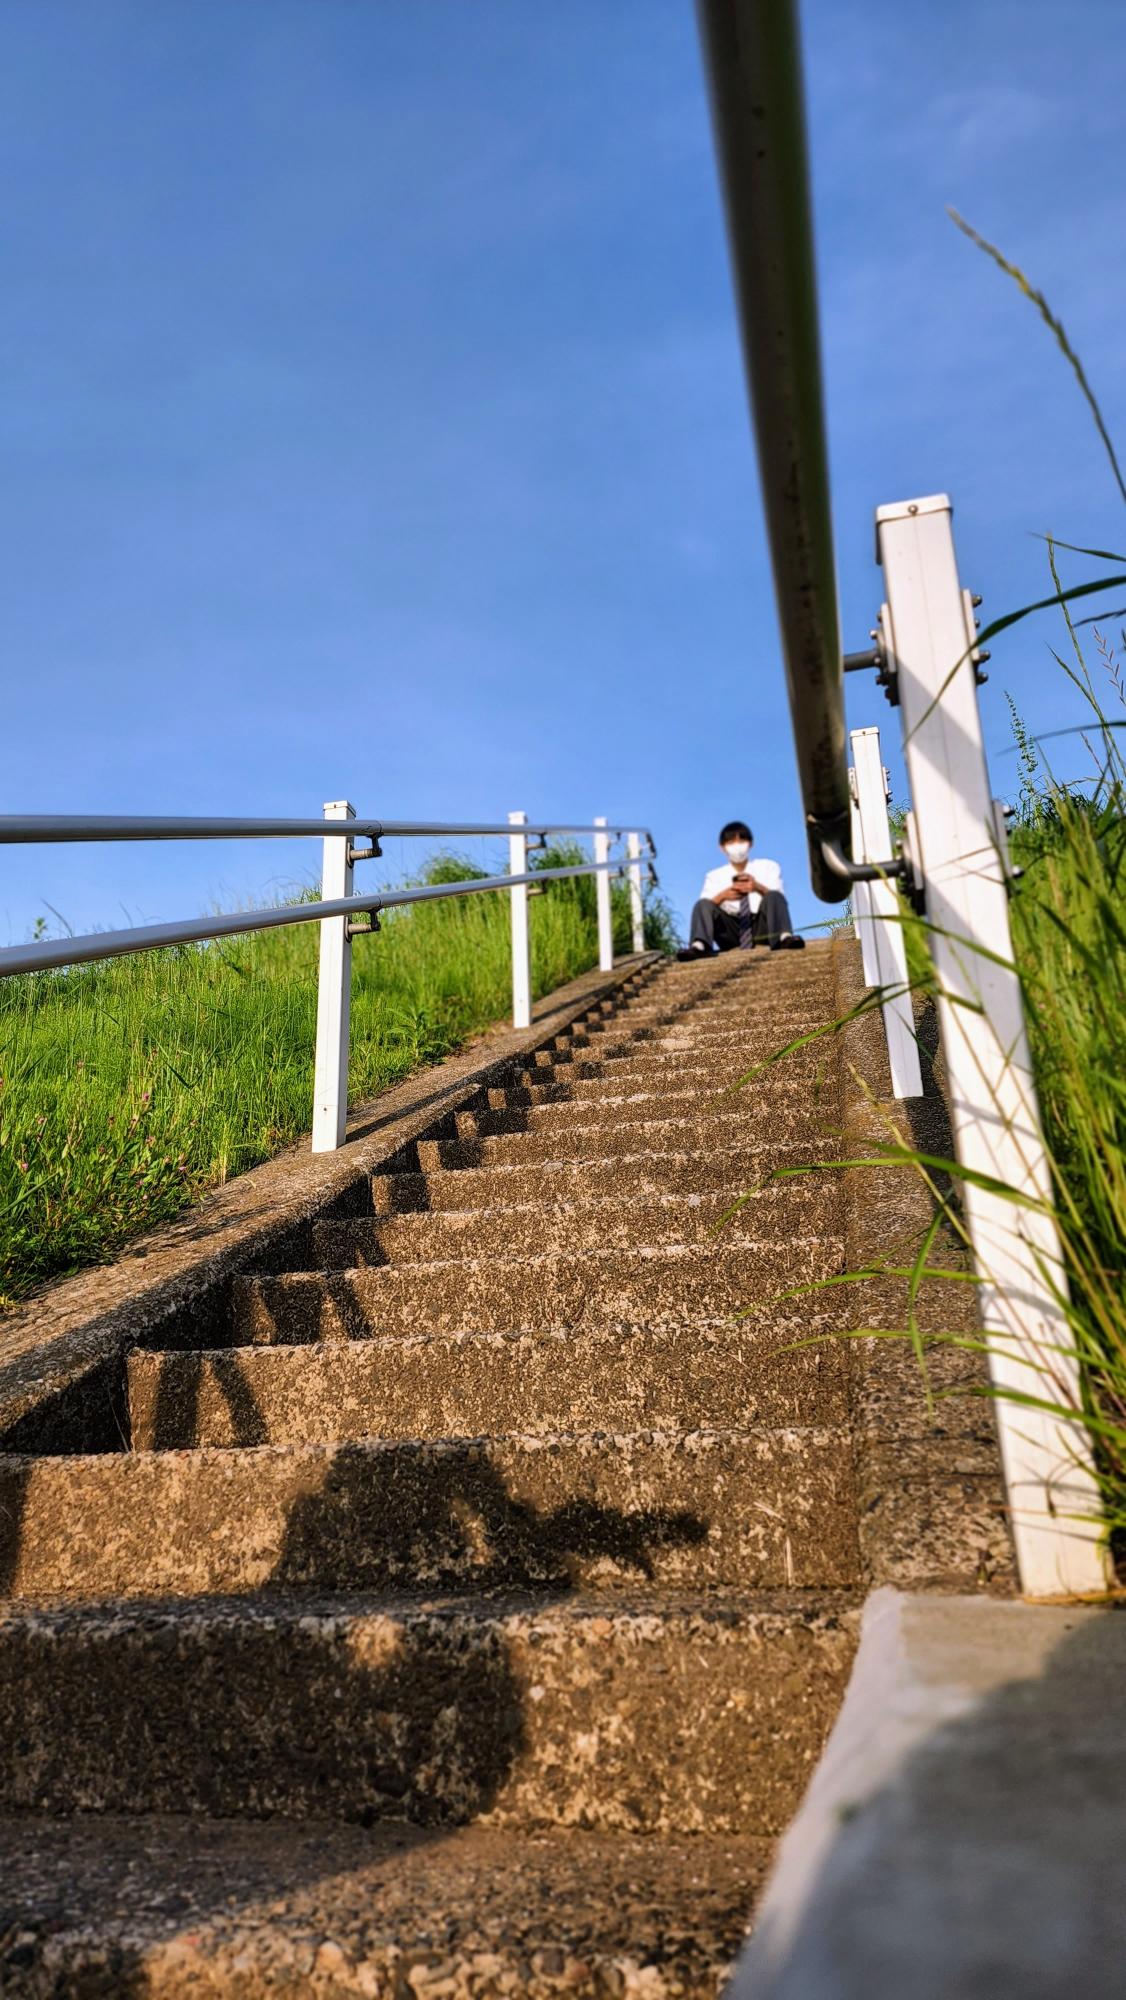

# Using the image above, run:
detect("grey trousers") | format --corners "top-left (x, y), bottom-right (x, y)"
top-left (688, 888), bottom-right (795, 950)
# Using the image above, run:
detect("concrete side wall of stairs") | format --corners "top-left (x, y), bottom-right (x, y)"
top-left (0, 941), bottom-right (1015, 1996)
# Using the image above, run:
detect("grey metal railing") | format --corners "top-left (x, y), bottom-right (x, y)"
top-left (696, 0), bottom-right (851, 902)
top-left (693, 0), bottom-right (1108, 1594)
top-left (0, 807), bottom-right (656, 1150)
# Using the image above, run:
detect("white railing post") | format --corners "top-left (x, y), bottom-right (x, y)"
top-left (508, 810), bottom-right (531, 1030)
top-left (877, 493), bottom-right (1108, 1594)
top-left (627, 831), bottom-right (645, 953)
top-left (849, 776), bottom-right (880, 985)
top-left (850, 726), bottom-right (923, 1099)
top-left (311, 799), bottom-right (355, 1153)
top-left (594, 816), bottom-right (613, 972)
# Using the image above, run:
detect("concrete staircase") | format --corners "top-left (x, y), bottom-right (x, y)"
top-left (0, 944), bottom-right (874, 1994)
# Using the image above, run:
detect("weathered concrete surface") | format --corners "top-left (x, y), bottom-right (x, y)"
top-left (370, 1139), bottom-right (841, 1213)
top-left (1, 1428), bottom-right (860, 1596)
top-left (0, 1819), bottom-right (773, 1999)
top-left (231, 1241), bottom-right (844, 1343)
top-left (732, 1588), bottom-right (1126, 1999)
top-left (0, 934), bottom-right (1026, 1993)
top-left (312, 1179), bottom-right (844, 1267)
top-left (0, 1590), bottom-right (857, 1832)
top-left (419, 1109), bottom-right (836, 1171)
top-left (127, 1317), bottom-right (853, 1449)
top-left (490, 1071), bottom-right (811, 1106)
top-left (459, 1080), bottom-right (825, 1141)
top-left (0, 956), bottom-right (660, 1452)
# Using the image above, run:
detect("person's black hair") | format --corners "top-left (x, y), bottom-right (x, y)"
top-left (718, 820), bottom-right (753, 845)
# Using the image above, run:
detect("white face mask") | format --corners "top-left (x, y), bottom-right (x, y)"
top-left (724, 841), bottom-right (751, 865)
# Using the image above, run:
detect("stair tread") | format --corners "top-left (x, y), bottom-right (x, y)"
top-left (0, 1583), bottom-right (860, 1626)
top-left (251, 1237), bottom-right (840, 1279)
top-left (0, 1814), bottom-right (774, 1998)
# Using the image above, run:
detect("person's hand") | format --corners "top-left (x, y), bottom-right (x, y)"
top-left (714, 882), bottom-right (743, 904)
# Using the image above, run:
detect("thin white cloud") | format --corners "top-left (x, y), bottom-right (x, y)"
top-left (927, 83), bottom-right (1061, 162)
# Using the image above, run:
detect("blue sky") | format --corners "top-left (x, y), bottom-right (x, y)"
top-left (2, 0), bottom-right (1124, 943)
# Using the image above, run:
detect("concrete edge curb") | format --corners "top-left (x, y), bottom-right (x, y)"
top-left (731, 1584), bottom-right (1126, 1998)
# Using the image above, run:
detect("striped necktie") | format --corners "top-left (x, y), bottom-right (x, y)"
top-left (737, 894), bottom-right (754, 948)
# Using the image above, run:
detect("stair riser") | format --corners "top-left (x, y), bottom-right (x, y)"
top-left (127, 1324), bottom-right (852, 1449)
top-left (517, 1045), bottom-right (837, 1080)
top-left (506, 1065), bottom-right (834, 1108)
top-left (418, 1108), bottom-right (836, 1169)
top-left (555, 1021), bottom-right (830, 1052)
top-left (313, 1181), bottom-right (842, 1266)
top-left (0, 1601), bottom-right (857, 1833)
top-left (370, 1140), bottom-right (840, 1213)
top-left (460, 1084), bottom-right (822, 1140)
top-left (560, 994), bottom-right (830, 1025)
top-left (543, 1038), bottom-right (831, 1074)
top-left (2, 1434), bottom-right (860, 1597)
top-left (491, 1067), bottom-right (822, 1107)
top-left (232, 1243), bottom-right (843, 1343)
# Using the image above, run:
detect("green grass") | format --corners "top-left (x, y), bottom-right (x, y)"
top-left (0, 844), bottom-right (676, 1306)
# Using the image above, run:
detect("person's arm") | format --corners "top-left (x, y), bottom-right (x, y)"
top-left (728, 862), bottom-right (780, 901)
top-left (750, 860), bottom-right (782, 897)
top-left (702, 866), bottom-right (738, 905)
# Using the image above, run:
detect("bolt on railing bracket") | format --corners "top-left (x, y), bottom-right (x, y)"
top-left (346, 909), bottom-right (382, 940)
top-left (348, 839), bottom-right (382, 864)
top-left (844, 632), bottom-right (900, 708)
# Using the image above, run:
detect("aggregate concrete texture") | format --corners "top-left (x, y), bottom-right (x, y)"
top-left (0, 1819), bottom-right (774, 1999)
top-left (0, 936), bottom-right (1023, 1995)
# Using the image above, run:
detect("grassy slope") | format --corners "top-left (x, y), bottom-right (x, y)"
top-left (0, 849), bottom-right (675, 1306)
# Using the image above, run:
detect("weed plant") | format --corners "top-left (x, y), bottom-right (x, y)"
top-left (0, 844), bottom-right (676, 1304)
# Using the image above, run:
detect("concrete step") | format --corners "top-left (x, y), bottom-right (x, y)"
top-left (418, 1106), bottom-right (836, 1170)
top-left (495, 1052), bottom-right (826, 1101)
top-left (560, 1017), bottom-right (828, 1056)
top-left (515, 1040), bottom-right (834, 1078)
top-left (0, 1589), bottom-right (858, 1832)
top-left (1, 1429), bottom-right (860, 1597)
top-left (231, 1241), bottom-right (844, 1343)
top-left (370, 1138), bottom-right (840, 1212)
top-left (312, 1176), bottom-right (840, 1256)
top-left (127, 1317), bottom-right (852, 1449)
top-left (505, 1057), bottom-right (833, 1104)
top-left (592, 987), bottom-right (834, 1028)
top-left (312, 1180), bottom-right (842, 1267)
top-left (459, 1082), bottom-right (820, 1141)
top-left (513, 1048), bottom-right (824, 1088)
top-left (0, 1815), bottom-right (774, 1999)
top-left (539, 1034), bottom-right (830, 1075)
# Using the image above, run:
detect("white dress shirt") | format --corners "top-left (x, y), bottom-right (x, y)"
top-left (699, 857), bottom-right (783, 916)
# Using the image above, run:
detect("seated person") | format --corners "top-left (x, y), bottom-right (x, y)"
top-left (677, 819), bottom-right (806, 960)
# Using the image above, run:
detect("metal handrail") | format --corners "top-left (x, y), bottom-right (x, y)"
top-left (0, 816), bottom-right (656, 848)
top-left (0, 861), bottom-right (632, 979)
top-left (696, 0), bottom-right (851, 902)
top-left (1, 803), bottom-right (655, 1150)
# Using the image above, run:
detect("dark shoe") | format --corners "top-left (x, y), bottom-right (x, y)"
top-left (676, 944), bottom-right (709, 962)
top-left (776, 933), bottom-right (806, 950)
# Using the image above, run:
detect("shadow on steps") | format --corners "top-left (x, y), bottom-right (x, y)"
top-left (0, 1446), bottom-right (729, 1994)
